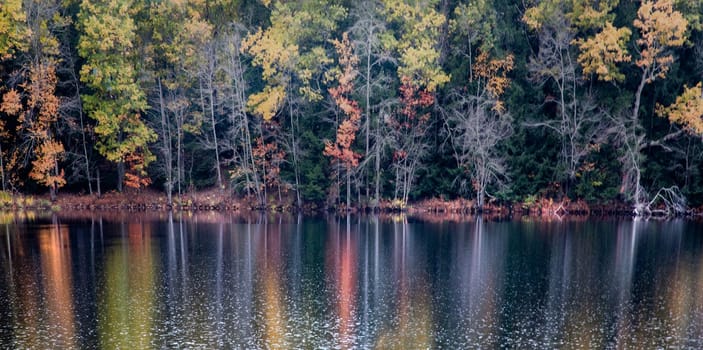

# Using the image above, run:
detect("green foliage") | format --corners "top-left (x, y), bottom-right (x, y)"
top-left (78, 0), bottom-right (156, 184)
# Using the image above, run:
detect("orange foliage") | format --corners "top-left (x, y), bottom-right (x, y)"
top-left (396, 75), bottom-right (434, 129)
top-left (124, 151), bottom-right (152, 190)
top-left (324, 33), bottom-right (362, 170)
top-left (473, 51), bottom-right (514, 112)
top-left (0, 89), bottom-right (22, 115)
top-left (1, 63), bottom-right (65, 192)
top-left (30, 140), bottom-right (65, 189)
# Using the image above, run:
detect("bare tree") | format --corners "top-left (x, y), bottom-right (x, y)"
top-left (219, 25), bottom-right (263, 205)
top-left (445, 90), bottom-right (512, 209)
top-left (349, 0), bottom-right (395, 207)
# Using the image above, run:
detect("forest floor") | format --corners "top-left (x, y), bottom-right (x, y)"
top-left (1, 189), bottom-right (702, 218)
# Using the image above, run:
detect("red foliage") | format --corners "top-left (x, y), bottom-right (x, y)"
top-left (253, 136), bottom-right (285, 190)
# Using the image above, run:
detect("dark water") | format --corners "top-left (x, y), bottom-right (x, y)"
top-left (0, 213), bottom-right (702, 349)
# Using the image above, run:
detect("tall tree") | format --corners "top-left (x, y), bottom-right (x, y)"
top-left (381, 0), bottom-right (449, 204)
top-left (446, 51), bottom-right (514, 210)
top-left (348, 0), bottom-right (394, 207)
top-left (0, 0), bottom-right (68, 199)
top-left (523, 0), bottom-right (618, 193)
top-left (0, 0), bottom-right (29, 191)
top-left (242, 0), bottom-right (346, 207)
top-left (324, 33), bottom-right (362, 210)
top-left (78, 0), bottom-right (156, 191)
top-left (619, 0), bottom-right (688, 215)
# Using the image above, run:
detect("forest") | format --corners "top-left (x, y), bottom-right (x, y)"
top-left (0, 0), bottom-right (702, 214)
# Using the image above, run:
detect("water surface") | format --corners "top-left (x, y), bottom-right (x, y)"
top-left (0, 213), bottom-right (702, 348)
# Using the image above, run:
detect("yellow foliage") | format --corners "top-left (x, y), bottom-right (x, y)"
top-left (570, 0), bottom-right (618, 29)
top-left (382, 0), bottom-right (449, 92)
top-left (634, 0), bottom-right (688, 81)
top-left (575, 22), bottom-right (632, 82)
top-left (247, 86), bottom-right (286, 122)
top-left (0, 0), bottom-right (28, 60)
top-left (656, 82), bottom-right (703, 135)
top-left (241, 28), bottom-right (297, 81)
top-left (522, 0), bottom-right (562, 31)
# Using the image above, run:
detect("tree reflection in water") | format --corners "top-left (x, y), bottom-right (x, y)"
top-left (0, 213), bottom-right (702, 348)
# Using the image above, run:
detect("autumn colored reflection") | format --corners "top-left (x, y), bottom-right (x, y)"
top-left (255, 217), bottom-right (288, 348)
top-left (98, 220), bottom-right (157, 349)
top-left (38, 220), bottom-right (76, 348)
top-left (325, 215), bottom-right (359, 348)
top-left (2, 214), bottom-right (703, 348)
top-left (375, 216), bottom-right (433, 348)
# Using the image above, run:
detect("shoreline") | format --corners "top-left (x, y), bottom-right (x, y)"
top-left (0, 190), bottom-right (701, 218)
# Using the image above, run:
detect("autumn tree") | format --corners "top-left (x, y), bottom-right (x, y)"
top-left (0, 0), bottom-right (69, 199)
top-left (446, 51), bottom-right (514, 210)
top-left (324, 33), bottom-right (362, 210)
top-left (242, 0), bottom-right (346, 207)
top-left (388, 77), bottom-right (434, 204)
top-left (381, 0), bottom-right (449, 204)
top-left (78, 0), bottom-right (156, 191)
top-left (524, 0), bottom-right (619, 193)
top-left (618, 0), bottom-right (688, 215)
top-left (0, 0), bottom-right (28, 61)
top-left (220, 25), bottom-right (264, 205)
top-left (348, 0), bottom-right (394, 207)
top-left (0, 0), bottom-right (29, 191)
top-left (656, 83), bottom-right (703, 135)
top-left (1, 65), bottom-right (65, 199)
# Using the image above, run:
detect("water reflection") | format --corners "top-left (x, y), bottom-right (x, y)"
top-left (0, 214), bottom-right (702, 348)
top-left (38, 218), bottom-right (76, 348)
top-left (99, 220), bottom-right (157, 349)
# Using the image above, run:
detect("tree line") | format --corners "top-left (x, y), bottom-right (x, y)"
top-left (1, 0), bottom-right (702, 214)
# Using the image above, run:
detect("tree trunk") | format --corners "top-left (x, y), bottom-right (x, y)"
top-left (208, 78), bottom-right (223, 190)
top-left (75, 80), bottom-right (92, 195)
top-left (630, 72), bottom-right (649, 214)
top-left (347, 169), bottom-right (351, 211)
top-left (287, 87), bottom-right (301, 208)
top-left (177, 111), bottom-right (183, 197)
top-left (365, 33), bottom-right (372, 204)
top-left (117, 161), bottom-right (124, 192)
top-left (96, 168), bottom-right (101, 197)
top-left (158, 78), bottom-right (173, 206)
top-left (0, 143), bottom-right (5, 192)
top-left (374, 121), bottom-right (381, 209)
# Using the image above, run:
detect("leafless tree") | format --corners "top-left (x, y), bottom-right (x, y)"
top-left (445, 90), bottom-right (512, 209)
top-left (349, 0), bottom-right (396, 207)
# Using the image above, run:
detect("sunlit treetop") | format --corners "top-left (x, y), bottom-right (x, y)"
top-left (574, 22), bottom-right (632, 82)
top-left (656, 82), bottom-right (703, 135)
top-left (523, 0), bottom-right (618, 31)
top-left (243, 0), bottom-right (345, 121)
top-left (382, 0), bottom-right (449, 92)
top-left (633, 0), bottom-right (688, 81)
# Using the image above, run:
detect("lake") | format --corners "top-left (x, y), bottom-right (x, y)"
top-left (0, 213), bottom-right (702, 348)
